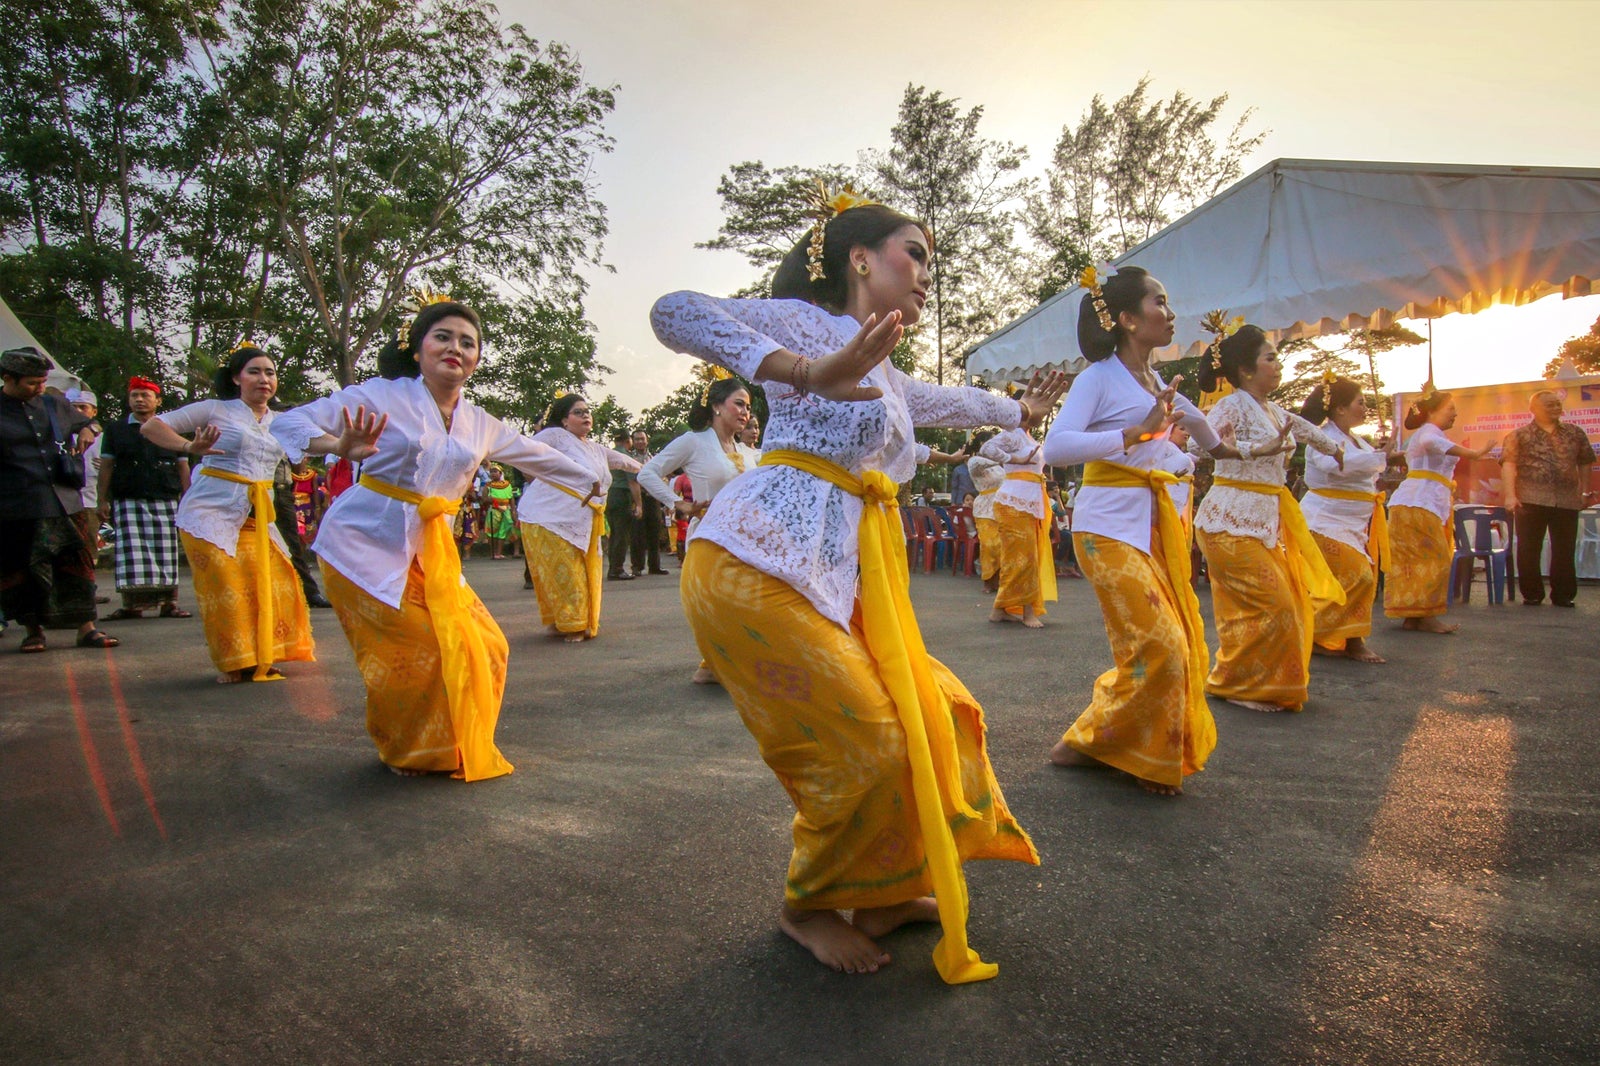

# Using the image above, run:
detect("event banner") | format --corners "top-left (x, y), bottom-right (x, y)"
top-left (1393, 376), bottom-right (1600, 505)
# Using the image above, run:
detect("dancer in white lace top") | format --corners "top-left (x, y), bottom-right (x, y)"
top-left (979, 425), bottom-right (1054, 627)
top-left (142, 343), bottom-right (314, 683)
top-left (1299, 377), bottom-right (1394, 662)
top-left (967, 437), bottom-right (1004, 591)
top-left (1194, 325), bottom-right (1345, 713)
top-left (652, 193), bottom-right (1061, 983)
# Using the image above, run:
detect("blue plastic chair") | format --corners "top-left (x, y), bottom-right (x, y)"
top-left (1448, 505), bottom-right (1509, 604)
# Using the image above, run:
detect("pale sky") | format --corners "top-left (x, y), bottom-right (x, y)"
top-left (500, 0), bottom-right (1600, 415)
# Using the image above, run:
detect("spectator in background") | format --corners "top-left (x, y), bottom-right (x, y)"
top-left (948, 446), bottom-right (976, 517)
top-left (273, 457), bottom-right (332, 608)
top-left (98, 375), bottom-right (192, 620)
top-left (604, 428), bottom-right (642, 580)
top-left (1502, 389), bottom-right (1597, 607)
top-left (629, 429), bottom-right (667, 575)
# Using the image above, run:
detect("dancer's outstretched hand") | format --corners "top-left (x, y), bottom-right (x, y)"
top-left (1019, 370), bottom-right (1069, 427)
top-left (336, 405), bottom-right (388, 462)
top-left (807, 311), bottom-right (904, 402)
top-left (187, 424), bottom-right (226, 457)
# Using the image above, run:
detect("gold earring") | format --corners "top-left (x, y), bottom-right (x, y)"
top-left (856, 262), bottom-right (869, 276)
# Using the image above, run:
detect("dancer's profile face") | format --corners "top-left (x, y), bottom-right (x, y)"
top-left (1333, 392), bottom-right (1367, 428)
top-left (1243, 341), bottom-right (1282, 394)
top-left (1121, 277), bottom-right (1176, 348)
top-left (1432, 400), bottom-right (1458, 429)
top-left (416, 315), bottom-right (481, 389)
top-left (853, 224), bottom-right (932, 327)
top-left (233, 355), bottom-right (278, 408)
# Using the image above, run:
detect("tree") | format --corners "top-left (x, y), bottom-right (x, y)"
top-left (1342, 325), bottom-right (1421, 429)
top-left (1545, 315), bottom-right (1600, 377)
top-left (699, 161), bottom-right (863, 298)
top-left (1270, 339), bottom-right (1366, 412)
top-left (874, 85), bottom-right (1032, 385)
top-left (1024, 77), bottom-right (1266, 302)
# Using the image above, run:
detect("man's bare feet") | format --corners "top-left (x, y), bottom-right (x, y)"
top-left (691, 665), bottom-right (720, 685)
top-left (1344, 638), bottom-right (1385, 663)
top-left (779, 904), bottom-right (889, 974)
top-left (1403, 616), bottom-right (1459, 634)
top-left (852, 897), bottom-right (939, 939)
top-left (387, 764), bottom-right (428, 777)
top-left (1137, 777), bottom-right (1182, 796)
top-left (1049, 740), bottom-right (1100, 768)
top-left (1226, 698), bottom-right (1287, 713)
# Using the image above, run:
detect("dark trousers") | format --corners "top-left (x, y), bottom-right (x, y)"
top-left (273, 473), bottom-right (323, 601)
top-left (632, 496), bottom-right (664, 573)
top-left (0, 514), bottom-right (98, 628)
top-left (606, 498), bottom-right (635, 576)
top-left (1515, 503), bottom-right (1579, 605)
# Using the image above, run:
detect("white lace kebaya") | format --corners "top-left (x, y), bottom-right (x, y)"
top-left (1387, 423), bottom-right (1458, 524)
top-left (637, 427), bottom-right (744, 536)
top-left (650, 291), bottom-right (1024, 629)
top-left (1302, 424), bottom-right (1390, 558)
top-left (1041, 357), bottom-right (1221, 556)
top-left (271, 376), bottom-right (595, 608)
top-left (156, 399), bottom-right (290, 558)
top-left (517, 428), bottom-right (639, 552)
top-left (969, 456), bottom-right (1004, 520)
top-left (1193, 391), bottom-right (1343, 549)
top-left (979, 427), bottom-right (1047, 519)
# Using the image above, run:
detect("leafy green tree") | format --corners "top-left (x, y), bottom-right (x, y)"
top-left (587, 396), bottom-right (633, 443)
top-left (699, 161), bottom-right (863, 298)
top-left (874, 85), bottom-right (1031, 385)
top-left (1270, 339), bottom-right (1366, 412)
top-left (1545, 315), bottom-right (1600, 377)
top-left (1024, 77), bottom-right (1266, 302)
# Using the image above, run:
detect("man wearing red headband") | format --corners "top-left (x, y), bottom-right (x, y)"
top-left (97, 376), bottom-right (193, 619)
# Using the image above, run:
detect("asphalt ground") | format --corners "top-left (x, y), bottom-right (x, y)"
top-left (2, 556), bottom-right (1596, 1065)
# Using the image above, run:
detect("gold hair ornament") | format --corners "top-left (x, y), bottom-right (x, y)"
top-left (229, 339), bottom-right (263, 356)
top-left (1318, 368), bottom-right (1340, 403)
top-left (395, 286), bottom-right (454, 352)
top-left (1201, 309), bottom-right (1245, 370)
top-left (804, 179), bottom-right (879, 282)
top-left (699, 364), bottom-right (733, 406)
top-left (1080, 265), bottom-right (1115, 333)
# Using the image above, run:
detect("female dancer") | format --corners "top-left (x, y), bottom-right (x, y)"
top-left (981, 423), bottom-right (1055, 627)
top-left (141, 343), bottom-right (313, 682)
top-left (517, 394), bottom-right (639, 643)
top-left (482, 464), bottom-right (517, 558)
top-left (966, 433), bottom-right (1003, 592)
top-left (1384, 387), bottom-right (1497, 632)
top-left (1300, 377), bottom-right (1392, 662)
top-left (1042, 267), bottom-right (1239, 794)
top-left (652, 191), bottom-right (1062, 982)
top-left (1194, 324), bottom-right (1346, 713)
top-left (271, 297), bottom-right (598, 778)
top-left (637, 377), bottom-right (751, 682)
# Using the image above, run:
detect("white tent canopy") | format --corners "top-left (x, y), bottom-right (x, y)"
top-left (0, 294), bottom-right (80, 391)
top-left (966, 158), bottom-right (1600, 383)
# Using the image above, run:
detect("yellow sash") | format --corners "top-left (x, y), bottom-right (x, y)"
top-left (1082, 461), bottom-right (1212, 747)
top-left (1002, 471), bottom-right (1058, 602)
top-left (1309, 487), bottom-right (1391, 572)
top-left (200, 467), bottom-right (281, 682)
top-left (760, 449), bottom-right (995, 985)
top-left (1404, 469), bottom-right (1456, 527)
top-left (977, 488), bottom-right (996, 496)
top-left (549, 481), bottom-right (604, 637)
top-left (1213, 476), bottom-right (1345, 667)
top-left (358, 474), bottom-right (512, 781)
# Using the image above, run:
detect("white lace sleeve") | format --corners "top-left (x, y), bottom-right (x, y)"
top-left (271, 383), bottom-right (377, 463)
top-left (897, 371), bottom-right (1022, 430)
top-left (651, 291), bottom-right (845, 380)
top-left (1285, 408), bottom-right (1343, 457)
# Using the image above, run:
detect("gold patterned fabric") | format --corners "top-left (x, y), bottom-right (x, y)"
top-left (976, 516), bottom-right (1000, 582)
top-left (1196, 528), bottom-right (1310, 710)
top-left (1383, 504), bottom-right (1452, 619)
top-left (181, 522), bottom-right (313, 676)
top-left (522, 523), bottom-right (595, 635)
top-left (680, 539), bottom-right (1037, 911)
top-left (320, 558), bottom-right (511, 778)
top-left (994, 503), bottom-right (1048, 615)
top-left (1062, 532), bottom-right (1216, 787)
top-left (1311, 531), bottom-right (1378, 650)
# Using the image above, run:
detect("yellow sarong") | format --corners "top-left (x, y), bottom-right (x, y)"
top-left (997, 472), bottom-right (1057, 610)
top-left (546, 482), bottom-right (604, 637)
top-left (1311, 531), bottom-right (1378, 650)
top-left (1308, 486), bottom-right (1390, 573)
top-left (1077, 461), bottom-right (1212, 759)
top-left (356, 474), bottom-right (512, 781)
top-left (199, 467), bottom-right (282, 681)
top-left (975, 513), bottom-right (1000, 582)
top-left (321, 558), bottom-right (509, 777)
top-left (522, 523), bottom-right (594, 635)
top-left (181, 522), bottom-right (313, 676)
top-left (1196, 529), bottom-right (1311, 709)
top-left (754, 449), bottom-right (1037, 984)
top-left (1384, 504), bottom-right (1452, 619)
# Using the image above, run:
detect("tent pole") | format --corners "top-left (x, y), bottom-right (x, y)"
top-left (1427, 318), bottom-right (1434, 385)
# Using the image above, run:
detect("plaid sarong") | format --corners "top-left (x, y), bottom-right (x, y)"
top-left (113, 498), bottom-right (181, 605)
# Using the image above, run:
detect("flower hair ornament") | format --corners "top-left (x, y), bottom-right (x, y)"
top-left (1407, 380), bottom-right (1438, 419)
top-left (804, 179), bottom-right (879, 282)
top-left (1079, 265), bottom-right (1115, 333)
top-left (1318, 368), bottom-right (1339, 403)
top-left (1201, 309), bottom-right (1245, 370)
top-left (395, 286), bottom-right (454, 352)
top-left (229, 339), bottom-right (264, 356)
top-left (699, 364), bottom-right (733, 406)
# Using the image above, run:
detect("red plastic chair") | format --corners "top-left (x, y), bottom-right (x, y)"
top-left (912, 507), bottom-right (954, 573)
top-left (945, 506), bottom-right (978, 576)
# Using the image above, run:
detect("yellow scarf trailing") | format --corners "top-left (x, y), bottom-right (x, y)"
top-left (550, 481), bottom-right (604, 637)
top-left (1309, 487), bottom-right (1391, 572)
top-left (200, 467), bottom-right (281, 682)
top-left (1212, 476), bottom-right (1345, 667)
top-left (358, 474), bottom-right (512, 781)
top-left (1002, 471), bottom-right (1058, 602)
top-left (760, 449), bottom-right (995, 985)
top-left (1082, 461), bottom-right (1212, 744)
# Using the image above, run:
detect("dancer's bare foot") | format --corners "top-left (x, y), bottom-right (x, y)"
top-left (988, 609), bottom-right (1017, 624)
top-left (1020, 609), bottom-right (1044, 629)
top-left (1049, 740), bottom-right (1100, 768)
top-left (1403, 616), bottom-right (1459, 634)
top-left (1226, 698), bottom-right (1287, 713)
top-left (216, 670), bottom-right (245, 684)
top-left (387, 764), bottom-right (427, 777)
top-left (1344, 638), bottom-right (1385, 663)
top-left (563, 632), bottom-right (589, 643)
top-left (691, 665), bottom-right (720, 685)
top-left (779, 904), bottom-right (889, 974)
top-left (1137, 777), bottom-right (1182, 796)
top-left (1311, 643), bottom-right (1343, 658)
top-left (852, 897), bottom-right (939, 939)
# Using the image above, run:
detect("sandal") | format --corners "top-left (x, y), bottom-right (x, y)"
top-left (20, 633), bottom-right (46, 653)
top-left (76, 628), bottom-right (120, 649)
top-left (158, 604), bottom-right (193, 618)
